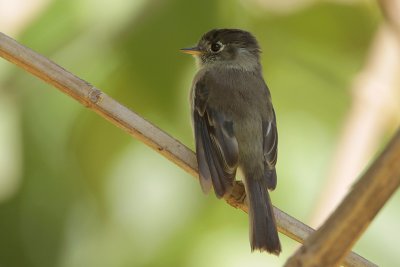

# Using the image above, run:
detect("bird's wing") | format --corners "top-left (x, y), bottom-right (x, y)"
top-left (193, 80), bottom-right (239, 198)
top-left (262, 107), bottom-right (278, 190)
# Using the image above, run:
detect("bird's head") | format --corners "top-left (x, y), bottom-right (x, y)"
top-left (181, 28), bottom-right (261, 71)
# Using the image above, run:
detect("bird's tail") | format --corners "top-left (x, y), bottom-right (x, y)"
top-left (245, 170), bottom-right (281, 255)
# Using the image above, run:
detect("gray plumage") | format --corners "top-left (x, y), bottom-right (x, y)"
top-left (183, 28), bottom-right (281, 255)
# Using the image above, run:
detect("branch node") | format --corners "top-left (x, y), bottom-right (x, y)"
top-left (0, 31), bottom-right (378, 267)
top-left (87, 86), bottom-right (103, 105)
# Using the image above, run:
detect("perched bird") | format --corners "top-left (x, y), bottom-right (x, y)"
top-left (181, 28), bottom-right (281, 255)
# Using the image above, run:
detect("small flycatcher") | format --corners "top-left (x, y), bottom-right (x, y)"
top-left (181, 28), bottom-right (281, 255)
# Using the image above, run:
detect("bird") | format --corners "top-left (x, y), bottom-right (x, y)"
top-left (181, 28), bottom-right (281, 255)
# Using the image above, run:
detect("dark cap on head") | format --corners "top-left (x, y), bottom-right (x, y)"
top-left (181, 28), bottom-right (262, 68)
top-left (200, 28), bottom-right (260, 52)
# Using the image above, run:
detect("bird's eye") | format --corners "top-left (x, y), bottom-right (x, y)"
top-left (210, 42), bottom-right (223, 52)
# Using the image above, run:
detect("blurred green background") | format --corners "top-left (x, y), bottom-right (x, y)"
top-left (0, 0), bottom-right (398, 266)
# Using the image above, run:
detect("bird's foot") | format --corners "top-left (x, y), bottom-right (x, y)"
top-left (224, 181), bottom-right (247, 209)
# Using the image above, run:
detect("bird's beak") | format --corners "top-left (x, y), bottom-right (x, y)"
top-left (180, 46), bottom-right (202, 55)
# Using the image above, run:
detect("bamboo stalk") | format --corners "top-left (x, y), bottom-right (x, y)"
top-left (284, 129), bottom-right (400, 267)
top-left (0, 32), bottom-right (376, 267)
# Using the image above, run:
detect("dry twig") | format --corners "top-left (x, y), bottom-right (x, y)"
top-left (311, 23), bottom-right (400, 228)
top-left (0, 32), bottom-right (376, 267)
top-left (285, 129), bottom-right (400, 267)
top-left (304, 1), bottom-right (400, 265)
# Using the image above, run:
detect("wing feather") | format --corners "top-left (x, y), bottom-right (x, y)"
top-left (262, 108), bottom-right (278, 190)
top-left (193, 80), bottom-right (239, 198)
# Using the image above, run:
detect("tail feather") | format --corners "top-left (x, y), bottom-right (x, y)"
top-left (245, 171), bottom-right (281, 255)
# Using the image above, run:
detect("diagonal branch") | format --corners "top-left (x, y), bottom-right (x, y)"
top-left (284, 129), bottom-right (400, 267)
top-left (0, 32), bottom-right (376, 267)
top-left (284, 1), bottom-right (400, 266)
